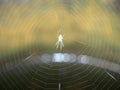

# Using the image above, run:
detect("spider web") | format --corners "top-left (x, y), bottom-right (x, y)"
top-left (0, 0), bottom-right (120, 90)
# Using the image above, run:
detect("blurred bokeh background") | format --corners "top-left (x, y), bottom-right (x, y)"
top-left (0, 0), bottom-right (120, 63)
top-left (0, 0), bottom-right (120, 90)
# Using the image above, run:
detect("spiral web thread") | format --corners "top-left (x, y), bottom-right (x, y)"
top-left (0, 0), bottom-right (120, 90)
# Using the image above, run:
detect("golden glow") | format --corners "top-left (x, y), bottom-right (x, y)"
top-left (0, 0), bottom-right (120, 52)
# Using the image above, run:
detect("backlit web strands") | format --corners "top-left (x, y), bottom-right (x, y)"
top-left (0, 0), bottom-right (120, 90)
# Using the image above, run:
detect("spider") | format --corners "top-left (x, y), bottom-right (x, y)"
top-left (56, 34), bottom-right (64, 50)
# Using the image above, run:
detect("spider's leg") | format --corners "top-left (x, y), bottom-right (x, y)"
top-left (60, 42), bottom-right (62, 50)
top-left (60, 41), bottom-right (64, 50)
top-left (55, 41), bottom-right (58, 49)
top-left (56, 41), bottom-right (59, 50)
top-left (61, 41), bottom-right (64, 47)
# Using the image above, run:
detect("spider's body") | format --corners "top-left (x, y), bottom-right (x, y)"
top-left (58, 34), bottom-right (63, 42)
top-left (56, 34), bottom-right (64, 50)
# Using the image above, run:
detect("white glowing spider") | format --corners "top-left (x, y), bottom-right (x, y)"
top-left (56, 34), bottom-right (64, 50)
